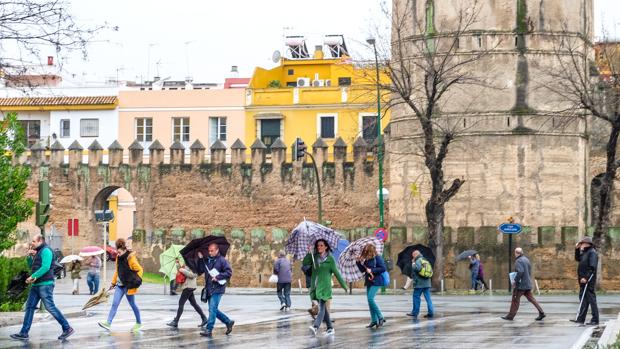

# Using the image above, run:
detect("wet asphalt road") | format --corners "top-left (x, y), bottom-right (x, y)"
top-left (0, 291), bottom-right (618, 349)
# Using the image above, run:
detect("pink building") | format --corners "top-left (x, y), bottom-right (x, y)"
top-left (118, 88), bottom-right (246, 156)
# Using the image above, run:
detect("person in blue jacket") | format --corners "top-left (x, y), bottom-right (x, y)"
top-left (356, 244), bottom-right (387, 329)
top-left (10, 234), bottom-right (74, 341)
top-left (197, 243), bottom-right (235, 338)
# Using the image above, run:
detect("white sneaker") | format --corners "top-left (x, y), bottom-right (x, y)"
top-left (309, 326), bottom-right (318, 335)
top-left (325, 328), bottom-right (335, 336)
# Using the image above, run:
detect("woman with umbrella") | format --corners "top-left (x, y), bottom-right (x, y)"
top-left (98, 238), bottom-right (144, 333)
top-left (303, 239), bottom-right (348, 336)
top-left (69, 259), bottom-right (82, 295)
top-left (166, 259), bottom-right (208, 328)
top-left (356, 244), bottom-right (387, 329)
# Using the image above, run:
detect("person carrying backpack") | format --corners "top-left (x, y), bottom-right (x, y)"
top-left (406, 250), bottom-right (434, 319)
top-left (356, 244), bottom-right (387, 329)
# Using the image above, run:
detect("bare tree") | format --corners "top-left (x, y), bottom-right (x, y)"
top-left (0, 0), bottom-right (105, 82)
top-left (385, 0), bottom-right (494, 286)
top-left (542, 29), bottom-right (620, 248)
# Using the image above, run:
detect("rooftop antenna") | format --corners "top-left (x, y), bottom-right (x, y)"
top-left (146, 43), bottom-right (158, 81)
top-left (272, 50), bottom-right (281, 63)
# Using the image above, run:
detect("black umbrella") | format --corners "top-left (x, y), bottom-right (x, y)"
top-left (7, 271), bottom-right (29, 298)
top-left (397, 244), bottom-right (436, 276)
top-left (180, 236), bottom-right (230, 273)
top-left (456, 249), bottom-right (478, 262)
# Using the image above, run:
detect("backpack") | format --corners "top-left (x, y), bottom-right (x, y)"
top-left (417, 258), bottom-right (433, 279)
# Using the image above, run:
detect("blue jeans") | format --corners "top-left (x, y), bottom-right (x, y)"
top-left (20, 285), bottom-right (70, 335)
top-left (367, 286), bottom-right (383, 322)
top-left (205, 293), bottom-right (231, 331)
top-left (277, 283), bottom-right (291, 307)
top-left (471, 273), bottom-right (478, 290)
top-left (107, 286), bottom-right (141, 324)
top-left (412, 287), bottom-right (434, 317)
top-left (87, 272), bottom-right (100, 294)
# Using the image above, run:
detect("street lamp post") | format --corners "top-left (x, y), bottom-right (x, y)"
top-left (367, 37), bottom-right (385, 228)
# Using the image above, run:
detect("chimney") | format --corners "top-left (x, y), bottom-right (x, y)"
top-left (313, 45), bottom-right (324, 59)
top-left (230, 65), bottom-right (239, 78)
top-left (185, 76), bottom-right (193, 90)
top-left (47, 56), bottom-right (54, 66)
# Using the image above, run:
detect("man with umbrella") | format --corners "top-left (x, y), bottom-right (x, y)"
top-left (10, 234), bottom-right (74, 341)
top-left (198, 243), bottom-right (235, 338)
top-left (571, 236), bottom-right (599, 325)
top-left (406, 250), bottom-right (434, 319)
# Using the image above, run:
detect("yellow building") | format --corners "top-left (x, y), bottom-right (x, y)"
top-left (245, 41), bottom-right (390, 155)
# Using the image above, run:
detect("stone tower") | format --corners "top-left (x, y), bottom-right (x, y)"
top-left (388, 0), bottom-right (594, 231)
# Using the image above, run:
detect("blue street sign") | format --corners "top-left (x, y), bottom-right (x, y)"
top-left (498, 223), bottom-right (522, 234)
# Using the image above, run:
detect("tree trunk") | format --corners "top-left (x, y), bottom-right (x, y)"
top-left (426, 197), bottom-right (445, 290)
top-left (593, 122), bottom-right (620, 249)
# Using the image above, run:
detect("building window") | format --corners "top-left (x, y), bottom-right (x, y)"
top-left (18, 120), bottom-right (41, 146)
top-left (318, 115), bottom-right (336, 139)
top-left (338, 77), bottom-right (351, 86)
top-left (209, 117), bottom-right (227, 145)
top-left (60, 119), bottom-right (70, 138)
top-left (80, 119), bottom-right (99, 137)
top-left (135, 118), bottom-right (153, 142)
top-left (173, 117), bottom-right (190, 142)
top-left (287, 69), bottom-right (294, 75)
top-left (362, 115), bottom-right (378, 144)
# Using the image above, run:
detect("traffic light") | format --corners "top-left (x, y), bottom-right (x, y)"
top-left (36, 180), bottom-right (52, 229)
top-left (292, 137), bottom-right (306, 161)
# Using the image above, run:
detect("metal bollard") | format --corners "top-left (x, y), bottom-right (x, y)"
top-left (490, 279), bottom-right (493, 295)
top-left (298, 279), bottom-right (302, 294)
top-left (441, 279), bottom-right (444, 296)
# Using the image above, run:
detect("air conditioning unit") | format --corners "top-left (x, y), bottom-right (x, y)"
top-left (312, 79), bottom-right (324, 87)
top-left (297, 77), bottom-right (310, 87)
top-left (324, 79), bottom-right (332, 87)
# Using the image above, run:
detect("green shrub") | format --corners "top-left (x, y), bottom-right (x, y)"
top-left (0, 256), bottom-right (30, 311)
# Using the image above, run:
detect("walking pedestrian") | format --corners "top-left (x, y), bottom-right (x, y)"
top-left (198, 244), bottom-right (235, 338)
top-left (69, 260), bottom-right (81, 295)
top-left (406, 250), bottom-right (434, 319)
top-left (274, 250), bottom-right (292, 311)
top-left (468, 254), bottom-right (479, 292)
top-left (86, 255), bottom-right (101, 295)
top-left (166, 259), bottom-right (208, 328)
top-left (501, 247), bottom-right (546, 321)
top-left (303, 239), bottom-right (348, 336)
top-left (571, 236), bottom-right (599, 326)
top-left (98, 238), bottom-right (144, 333)
top-left (356, 244), bottom-right (387, 329)
top-left (476, 254), bottom-right (488, 291)
top-left (10, 234), bottom-right (74, 341)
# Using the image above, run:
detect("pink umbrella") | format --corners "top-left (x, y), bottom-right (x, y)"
top-left (79, 246), bottom-right (104, 257)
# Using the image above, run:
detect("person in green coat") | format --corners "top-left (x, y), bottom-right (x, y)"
top-left (303, 239), bottom-right (348, 336)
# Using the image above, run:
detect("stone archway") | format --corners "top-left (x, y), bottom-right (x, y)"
top-left (91, 186), bottom-right (137, 247)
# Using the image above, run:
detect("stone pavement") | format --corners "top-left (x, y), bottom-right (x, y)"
top-left (1, 276), bottom-right (618, 348)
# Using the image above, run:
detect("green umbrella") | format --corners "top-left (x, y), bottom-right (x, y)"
top-left (159, 244), bottom-right (185, 280)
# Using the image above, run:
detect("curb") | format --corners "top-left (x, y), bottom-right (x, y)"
top-left (598, 313), bottom-right (620, 347)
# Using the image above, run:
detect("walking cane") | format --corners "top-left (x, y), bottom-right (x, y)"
top-left (574, 274), bottom-right (594, 321)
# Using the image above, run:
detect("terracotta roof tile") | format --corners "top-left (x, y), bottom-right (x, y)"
top-left (0, 96), bottom-right (117, 107)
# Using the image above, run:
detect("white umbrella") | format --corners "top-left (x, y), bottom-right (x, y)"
top-left (59, 255), bottom-right (84, 264)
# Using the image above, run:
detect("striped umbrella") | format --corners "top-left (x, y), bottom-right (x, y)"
top-left (337, 236), bottom-right (384, 282)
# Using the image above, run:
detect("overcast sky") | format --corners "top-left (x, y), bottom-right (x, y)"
top-left (52, 0), bottom-right (620, 84)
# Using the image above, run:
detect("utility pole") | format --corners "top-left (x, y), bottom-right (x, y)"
top-left (367, 37), bottom-right (385, 228)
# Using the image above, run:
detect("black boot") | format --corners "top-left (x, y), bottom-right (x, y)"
top-left (166, 320), bottom-right (178, 328)
top-left (198, 317), bottom-right (208, 328)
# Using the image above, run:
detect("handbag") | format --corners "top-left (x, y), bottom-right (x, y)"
top-left (175, 270), bottom-right (186, 284)
top-left (268, 274), bottom-right (279, 283)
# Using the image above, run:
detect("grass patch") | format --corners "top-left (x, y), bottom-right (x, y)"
top-left (142, 272), bottom-right (166, 285)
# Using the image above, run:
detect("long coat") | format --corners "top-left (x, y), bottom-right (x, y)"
top-left (303, 253), bottom-right (347, 301)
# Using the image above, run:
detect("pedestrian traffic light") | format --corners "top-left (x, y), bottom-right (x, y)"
top-left (36, 180), bottom-right (51, 228)
top-left (292, 137), bottom-right (306, 161)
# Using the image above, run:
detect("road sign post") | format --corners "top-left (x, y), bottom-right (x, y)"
top-left (498, 222), bottom-right (522, 292)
